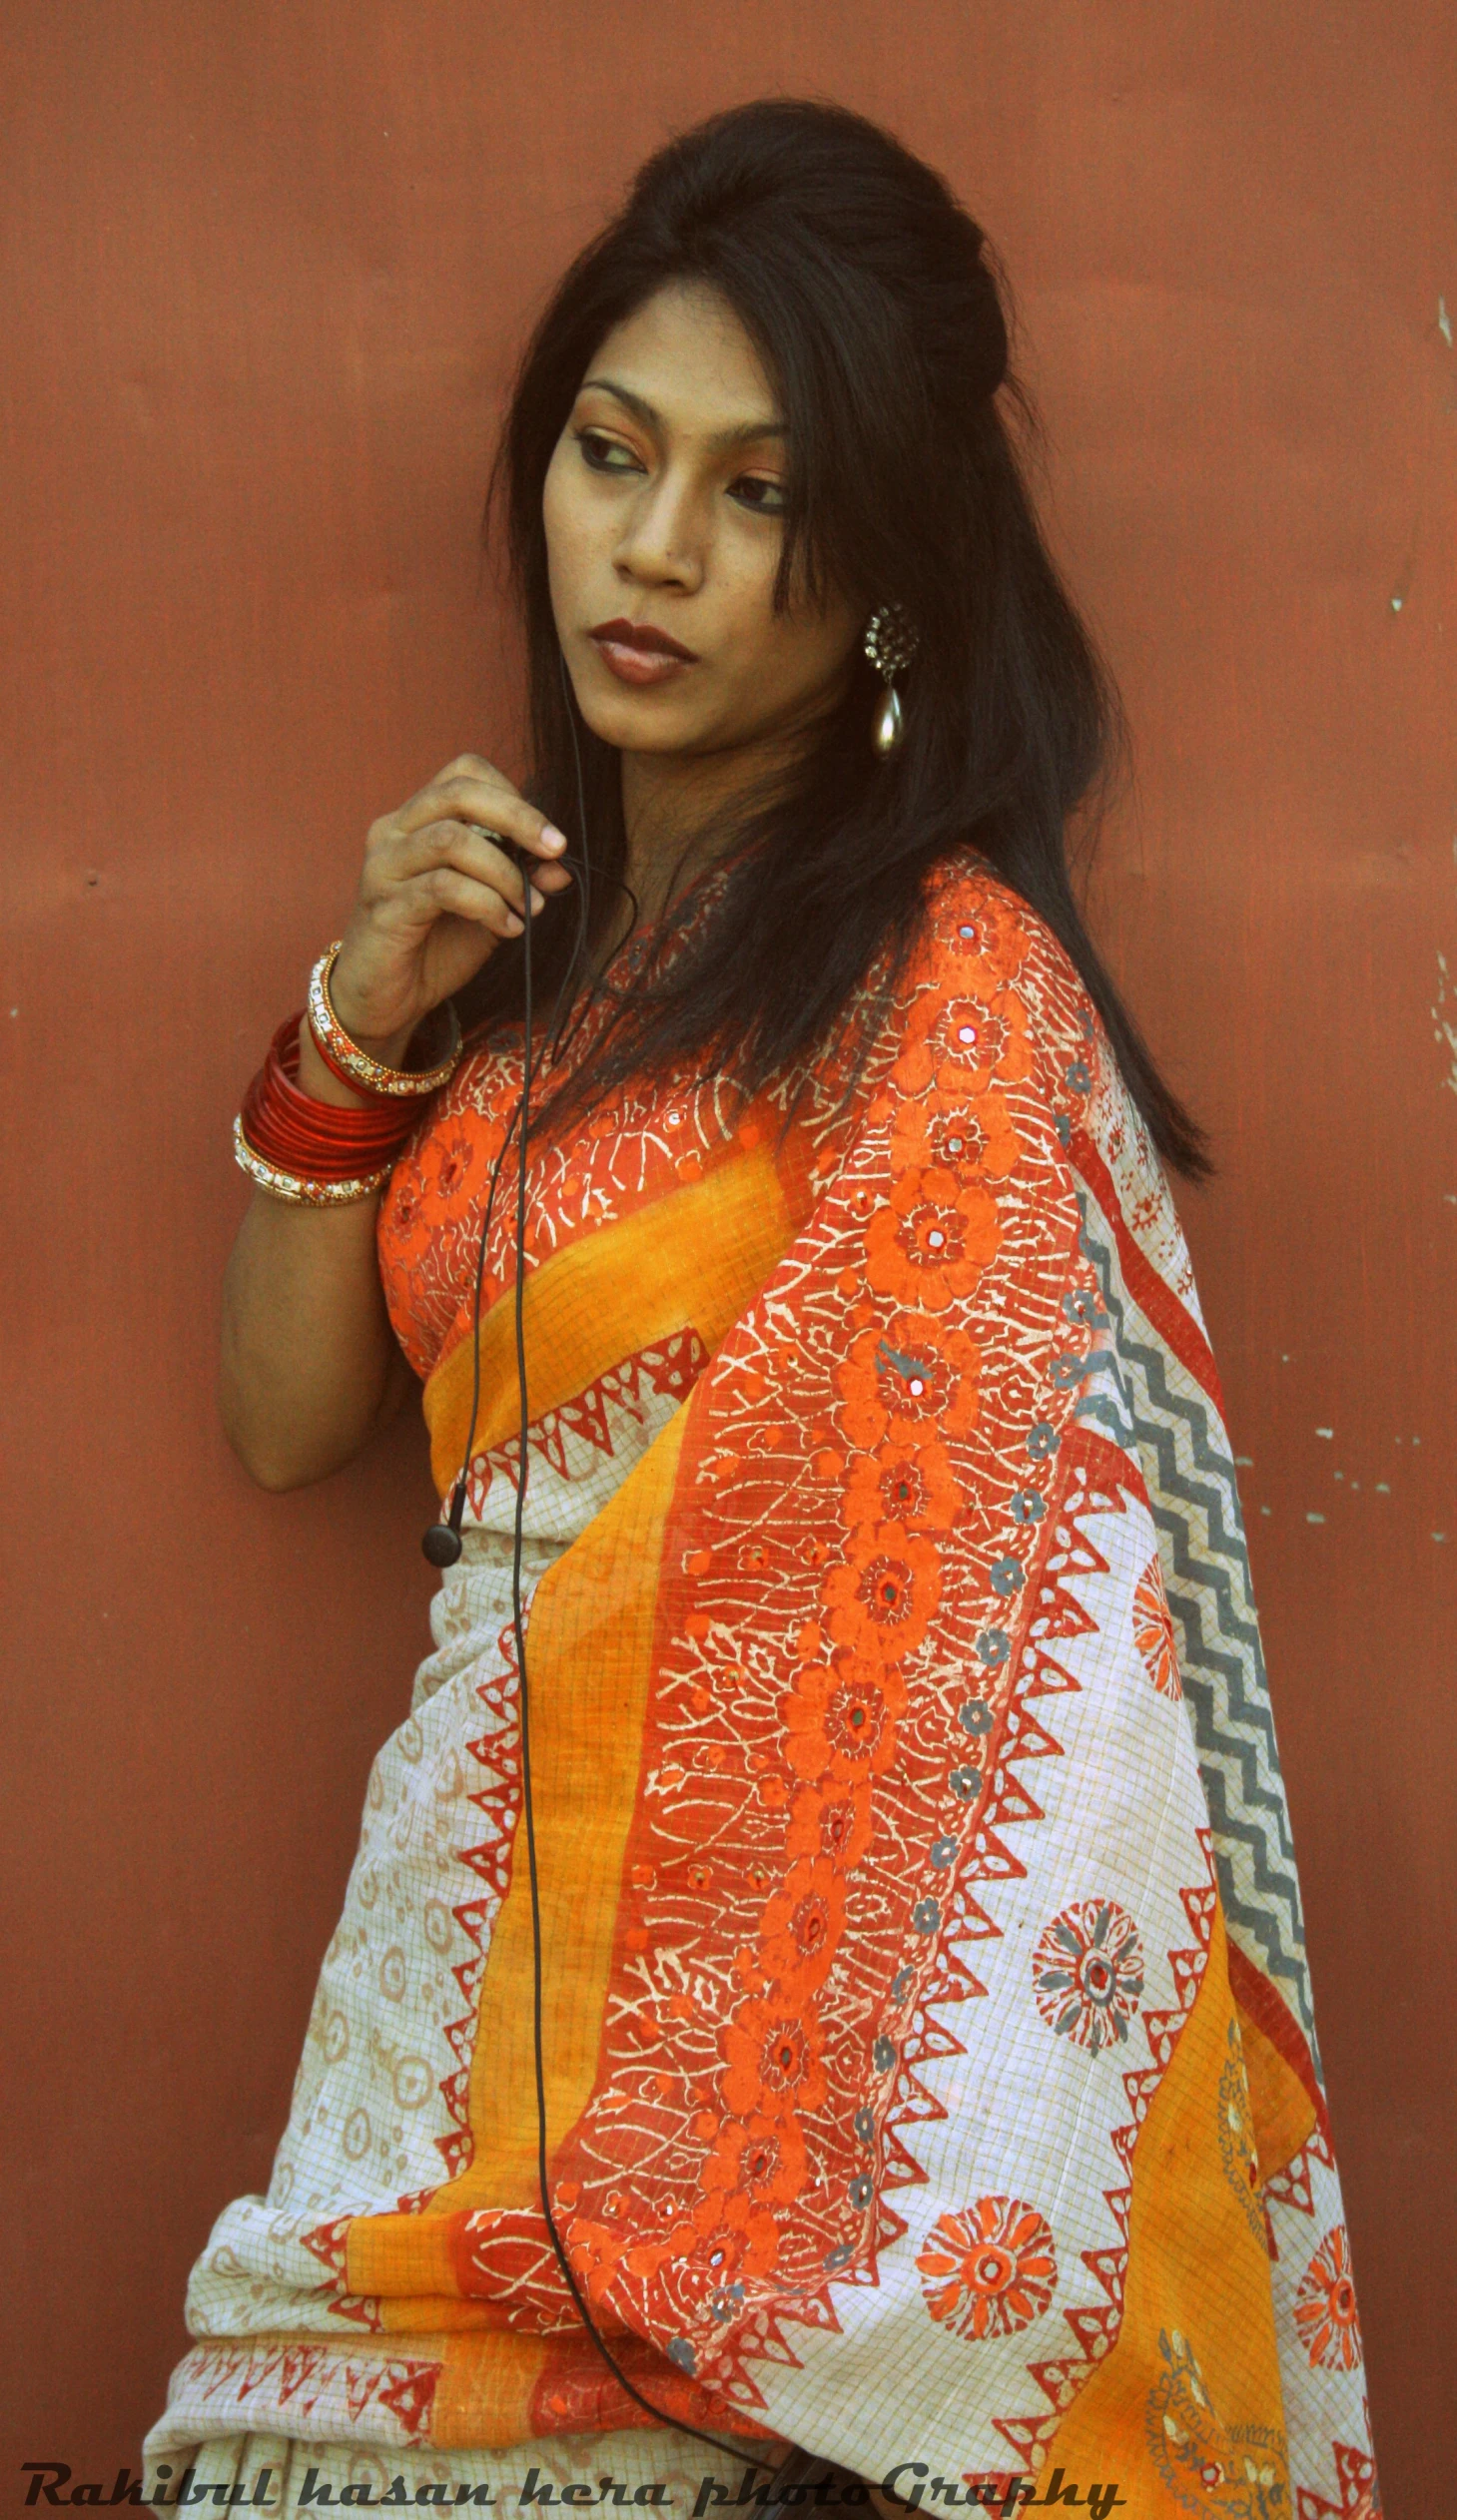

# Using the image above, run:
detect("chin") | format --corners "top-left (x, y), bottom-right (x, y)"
top-left (573, 682), bottom-right (709, 755)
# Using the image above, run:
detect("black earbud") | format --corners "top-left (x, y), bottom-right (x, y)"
top-left (421, 1485), bottom-right (465, 1567)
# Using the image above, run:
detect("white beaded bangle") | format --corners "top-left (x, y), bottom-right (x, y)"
top-left (307, 942), bottom-right (463, 1099)
top-left (232, 1115), bottom-right (395, 1207)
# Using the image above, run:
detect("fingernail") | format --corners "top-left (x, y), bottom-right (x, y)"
top-left (540, 824), bottom-right (567, 852)
top-left (529, 886), bottom-right (545, 914)
top-left (505, 912), bottom-right (523, 935)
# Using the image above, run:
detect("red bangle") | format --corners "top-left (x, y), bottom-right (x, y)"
top-left (234, 1015), bottom-right (421, 1201)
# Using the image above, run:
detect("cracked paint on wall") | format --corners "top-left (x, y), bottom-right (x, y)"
top-left (1433, 949), bottom-right (1457, 1094)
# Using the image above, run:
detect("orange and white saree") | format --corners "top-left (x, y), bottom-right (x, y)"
top-left (147, 862), bottom-right (1377, 2516)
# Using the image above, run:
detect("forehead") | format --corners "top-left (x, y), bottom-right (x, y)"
top-left (581, 281), bottom-right (781, 439)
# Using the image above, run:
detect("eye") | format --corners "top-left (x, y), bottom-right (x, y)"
top-left (575, 427), bottom-right (644, 475)
top-left (729, 473), bottom-right (788, 515)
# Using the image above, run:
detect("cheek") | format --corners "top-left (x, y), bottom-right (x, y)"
top-left (541, 448), bottom-right (600, 619)
top-left (711, 546), bottom-right (811, 685)
top-left (756, 600), bottom-right (862, 707)
top-left (721, 542), bottom-right (860, 702)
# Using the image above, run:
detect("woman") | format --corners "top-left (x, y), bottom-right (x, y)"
top-left (147, 101), bottom-right (1377, 2518)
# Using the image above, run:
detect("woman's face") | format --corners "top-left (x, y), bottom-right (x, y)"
top-left (543, 282), bottom-right (862, 765)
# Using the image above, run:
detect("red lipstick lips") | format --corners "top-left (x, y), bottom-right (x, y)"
top-left (588, 618), bottom-right (699, 686)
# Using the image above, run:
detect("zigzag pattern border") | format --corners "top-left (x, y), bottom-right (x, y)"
top-left (1071, 1186), bottom-right (1320, 2073)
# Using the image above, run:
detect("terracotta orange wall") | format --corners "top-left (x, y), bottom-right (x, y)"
top-left (3, 5), bottom-right (1451, 2510)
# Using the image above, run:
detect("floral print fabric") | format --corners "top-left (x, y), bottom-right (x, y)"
top-left (147, 863), bottom-right (1378, 2518)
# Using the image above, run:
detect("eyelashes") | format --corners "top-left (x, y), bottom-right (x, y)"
top-left (729, 474), bottom-right (788, 515)
top-left (576, 427), bottom-right (639, 474)
top-left (573, 428), bottom-right (786, 515)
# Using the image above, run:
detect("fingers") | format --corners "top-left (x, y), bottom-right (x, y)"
top-left (379, 820), bottom-right (570, 919)
top-left (387, 762), bottom-right (568, 866)
top-left (397, 862), bottom-right (544, 940)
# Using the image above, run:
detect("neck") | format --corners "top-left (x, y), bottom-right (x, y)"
top-left (618, 724), bottom-right (812, 927)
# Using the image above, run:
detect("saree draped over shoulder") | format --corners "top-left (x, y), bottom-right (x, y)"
top-left (149, 865), bottom-right (1378, 2517)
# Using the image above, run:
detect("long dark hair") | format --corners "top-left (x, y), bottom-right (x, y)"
top-left (458, 97), bottom-right (1211, 1182)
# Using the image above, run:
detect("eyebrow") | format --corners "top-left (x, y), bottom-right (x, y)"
top-left (579, 374), bottom-right (786, 452)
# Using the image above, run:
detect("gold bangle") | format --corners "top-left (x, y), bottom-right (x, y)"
top-left (307, 941), bottom-right (463, 1099)
top-left (232, 1115), bottom-right (395, 1206)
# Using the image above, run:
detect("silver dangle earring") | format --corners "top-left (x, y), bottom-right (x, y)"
top-left (863, 605), bottom-right (918, 757)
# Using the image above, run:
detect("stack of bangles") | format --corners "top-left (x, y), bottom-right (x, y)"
top-left (232, 941), bottom-right (464, 1206)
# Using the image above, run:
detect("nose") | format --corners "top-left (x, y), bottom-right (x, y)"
top-left (611, 464), bottom-right (705, 595)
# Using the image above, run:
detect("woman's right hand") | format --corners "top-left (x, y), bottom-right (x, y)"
top-left (222, 755), bottom-right (573, 1490)
top-left (324, 754), bottom-right (574, 1059)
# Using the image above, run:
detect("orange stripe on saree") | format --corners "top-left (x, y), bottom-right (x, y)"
top-left (148, 865), bottom-right (1376, 2518)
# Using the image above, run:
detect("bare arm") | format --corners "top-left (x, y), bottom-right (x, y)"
top-left (220, 754), bottom-right (571, 1492)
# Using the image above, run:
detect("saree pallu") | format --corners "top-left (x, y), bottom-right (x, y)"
top-left (148, 863), bottom-right (1378, 2517)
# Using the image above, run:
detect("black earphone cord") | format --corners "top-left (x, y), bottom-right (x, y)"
top-left (419, 713), bottom-right (783, 2477)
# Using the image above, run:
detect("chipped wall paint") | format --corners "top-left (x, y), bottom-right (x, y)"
top-left (1433, 950), bottom-right (1457, 1094)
